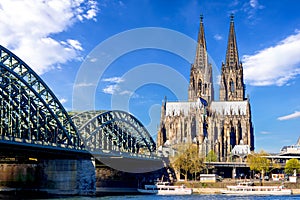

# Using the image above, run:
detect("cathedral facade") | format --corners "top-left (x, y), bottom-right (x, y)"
top-left (157, 15), bottom-right (254, 161)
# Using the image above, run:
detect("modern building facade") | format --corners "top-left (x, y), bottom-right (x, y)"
top-left (157, 15), bottom-right (254, 161)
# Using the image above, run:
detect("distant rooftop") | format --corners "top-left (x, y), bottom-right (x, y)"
top-left (280, 137), bottom-right (300, 155)
top-left (280, 145), bottom-right (300, 155)
top-left (231, 142), bottom-right (250, 157)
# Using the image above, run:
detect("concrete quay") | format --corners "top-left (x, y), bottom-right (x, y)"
top-left (292, 189), bottom-right (300, 195)
top-left (192, 188), bottom-right (221, 194)
top-left (192, 188), bottom-right (300, 195)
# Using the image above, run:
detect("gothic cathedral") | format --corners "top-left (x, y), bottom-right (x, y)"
top-left (157, 15), bottom-right (254, 161)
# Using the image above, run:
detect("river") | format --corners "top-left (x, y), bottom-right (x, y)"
top-left (13, 194), bottom-right (300, 200)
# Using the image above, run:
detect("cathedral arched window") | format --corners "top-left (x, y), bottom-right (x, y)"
top-left (238, 121), bottom-right (242, 143)
top-left (191, 77), bottom-right (195, 88)
top-left (198, 79), bottom-right (202, 94)
top-left (230, 126), bottom-right (236, 147)
top-left (230, 79), bottom-right (235, 93)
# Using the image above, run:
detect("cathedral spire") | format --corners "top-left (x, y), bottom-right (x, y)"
top-left (194, 14), bottom-right (207, 68)
top-left (189, 15), bottom-right (214, 103)
top-left (225, 14), bottom-right (239, 68)
top-left (219, 14), bottom-right (245, 101)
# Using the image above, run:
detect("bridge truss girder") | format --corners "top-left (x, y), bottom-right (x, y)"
top-left (72, 110), bottom-right (156, 157)
top-left (0, 45), bottom-right (83, 150)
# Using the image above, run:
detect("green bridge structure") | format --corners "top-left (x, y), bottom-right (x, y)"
top-left (0, 45), bottom-right (165, 195)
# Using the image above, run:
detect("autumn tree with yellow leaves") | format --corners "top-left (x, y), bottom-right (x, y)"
top-left (170, 144), bottom-right (205, 181)
top-left (247, 151), bottom-right (271, 185)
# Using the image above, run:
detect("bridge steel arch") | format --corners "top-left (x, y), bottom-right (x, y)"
top-left (0, 45), bottom-right (83, 150)
top-left (72, 110), bottom-right (157, 157)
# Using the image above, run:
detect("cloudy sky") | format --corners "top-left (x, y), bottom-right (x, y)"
top-left (1, 0), bottom-right (300, 153)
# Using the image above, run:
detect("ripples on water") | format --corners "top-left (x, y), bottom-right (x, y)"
top-left (102, 195), bottom-right (300, 200)
top-left (29, 194), bottom-right (300, 200)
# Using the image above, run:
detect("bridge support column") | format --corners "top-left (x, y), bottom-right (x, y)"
top-left (41, 158), bottom-right (95, 195)
top-left (232, 167), bottom-right (236, 179)
top-left (77, 158), bottom-right (96, 195)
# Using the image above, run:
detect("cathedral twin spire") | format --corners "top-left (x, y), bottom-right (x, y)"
top-left (194, 15), bottom-right (207, 68)
top-left (220, 14), bottom-right (245, 101)
top-left (189, 14), bottom-right (245, 103)
top-left (225, 14), bottom-right (239, 69)
top-left (188, 15), bottom-right (213, 103)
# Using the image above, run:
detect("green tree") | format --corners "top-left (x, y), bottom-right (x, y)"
top-left (285, 158), bottom-right (300, 176)
top-left (170, 144), bottom-right (204, 181)
top-left (171, 145), bottom-right (190, 181)
top-left (247, 151), bottom-right (270, 185)
top-left (189, 146), bottom-right (205, 180)
top-left (206, 150), bottom-right (218, 162)
top-left (269, 162), bottom-right (281, 173)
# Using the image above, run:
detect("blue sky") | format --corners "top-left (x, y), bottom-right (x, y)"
top-left (1, 0), bottom-right (300, 153)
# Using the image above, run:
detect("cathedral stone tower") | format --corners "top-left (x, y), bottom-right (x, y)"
top-left (158, 15), bottom-right (254, 162)
top-left (188, 15), bottom-right (214, 103)
top-left (219, 15), bottom-right (245, 101)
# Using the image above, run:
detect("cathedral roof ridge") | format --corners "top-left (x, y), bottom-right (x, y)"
top-left (165, 101), bottom-right (202, 116)
top-left (210, 101), bottom-right (248, 116)
top-left (212, 100), bottom-right (248, 103)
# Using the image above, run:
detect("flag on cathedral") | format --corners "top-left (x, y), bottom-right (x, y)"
top-left (197, 97), bottom-right (208, 107)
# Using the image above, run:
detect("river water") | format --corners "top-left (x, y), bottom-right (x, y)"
top-left (1, 193), bottom-right (300, 199)
top-left (34, 194), bottom-right (300, 200)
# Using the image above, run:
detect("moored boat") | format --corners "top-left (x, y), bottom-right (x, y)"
top-left (220, 181), bottom-right (292, 195)
top-left (137, 181), bottom-right (193, 195)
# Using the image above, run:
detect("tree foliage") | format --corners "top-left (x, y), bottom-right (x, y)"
top-left (247, 151), bottom-right (270, 184)
top-left (247, 151), bottom-right (270, 172)
top-left (285, 158), bottom-right (300, 175)
top-left (206, 150), bottom-right (218, 162)
top-left (170, 144), bottom-right (204, 181)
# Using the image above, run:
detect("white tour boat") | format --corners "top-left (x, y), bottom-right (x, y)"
top-left (220, 181), bottom-right (292, 195)
top-left (137, 181), bottom-right (193, 195)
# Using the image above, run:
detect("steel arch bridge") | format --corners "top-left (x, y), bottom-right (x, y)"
top-left (71, 110), bottom-right (156, 157)
top-left (0, 45), bottom-right (83, 150)
top-left (0, 45), bottom-right (157, 159)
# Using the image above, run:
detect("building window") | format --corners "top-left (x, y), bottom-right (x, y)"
top-left (230, 79), bottom-right (235, 93)
top-left (198, 79), bottom-right (202, 94)
top-left (191, 77), bottom-right (195, 88)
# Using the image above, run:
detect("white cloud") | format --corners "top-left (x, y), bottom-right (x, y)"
top-left (214, 34), bottom-right (223, 41)
top-left (249, 0), bottom-right (258, 8)
top-left (230, 0), bottom-right (264, 22)
top-left (103, 84), bottom-right (119, 95)
top-left (119, 90), bottom-right (132, 95)
top-left (101, 76), bottom-right (137, 95)
top-left (278, 111), bottom-right (300, 121)
top-left (249, 0), bottom-right (264, 9)
top-left (89, 57), bottom-right (98, 63)
top-left (243, 31), bottom-right (300, 86)
top-left (260, 131), bottom-right (270, 135)
top-left (102, 85), bottom-right (138, 97)
top-left (0, 0), bottom-right (98, 75)
top-left (66, 39), bottom-right (83, 51)
top-left (102, 77), bottom-right (124, 83)
top-left (74, 82), bottom-right (95, 87)
top-left (59, 98), bottom-right (68, 104)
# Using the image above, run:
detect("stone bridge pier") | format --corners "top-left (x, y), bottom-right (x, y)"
top-left (0, 155), bottom-right (172, 196)
top-left (41, 158), bottom-right (96, 195)
top-left (0, 157), bottom-right (96, 196)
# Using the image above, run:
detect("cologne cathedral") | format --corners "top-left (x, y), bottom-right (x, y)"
top-left (157, 15), bottom-right (254, 161)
